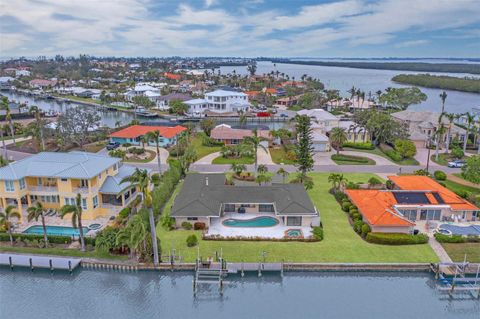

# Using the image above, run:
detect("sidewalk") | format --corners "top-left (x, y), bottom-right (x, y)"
top-left (428, 235), bottom-right (453, 263)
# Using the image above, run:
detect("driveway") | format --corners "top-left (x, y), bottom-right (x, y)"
top-left (313, 151), bottom-right (336, 165)
top-left (341, 150), bottom-right (395, 166)
top-left (194, 151), bottom-right (221, 165)
top-left (415, 147), bottom-right (442, 167)
top-left (257, 148), bottom-right (274, 165)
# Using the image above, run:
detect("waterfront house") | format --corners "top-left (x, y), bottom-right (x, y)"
top-left (154, 93), bottom-right (192, 111)
top-left (0, 152), bottom-right (141, 221)
top-left (184, 90), bottom-right (251, 117)
top-left (346, 176), bottom-right (479, 234)
top-left (210, 124), bottom-right (271, 146)
top-left (170, 174), bottom-right (320, 232)
top-left (109, 125), bottom-right (187, 147)
top-left (29, 79), bottom-right (57, 89)
top-left (273, 95), bottom-right (303, 109)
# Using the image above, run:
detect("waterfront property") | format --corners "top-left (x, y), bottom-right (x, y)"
top-left (346, 175), bottom-right (479, 234)
top-left (170, 173), bottom-right (320, 238)
top-left (184, 89), bottom-right (251, 117)
top-left (210, 124), bottom-right (271, 146)
top-left (0, 152), bottom-right (141, 222)
top-left (109, 125), bottom-right (187, 147)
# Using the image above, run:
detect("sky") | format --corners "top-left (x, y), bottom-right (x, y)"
top-left (1, 0), bottom-right (480, 58)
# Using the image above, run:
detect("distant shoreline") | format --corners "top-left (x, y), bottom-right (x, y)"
top-left (392, 74), bottom-right (480, 94)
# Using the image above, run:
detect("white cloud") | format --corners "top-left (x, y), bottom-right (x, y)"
top-left (395, 40), bottom-right (429, 48)
top-left (204, 0), bottom-right (218, 8)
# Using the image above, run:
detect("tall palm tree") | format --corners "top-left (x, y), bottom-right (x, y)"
top-left (119, 168), bottom-right (159, 265)
top-left (243, 129), bottom-right (267, 174)
top-left (439, 91), bottom-right (447, 114)
top-left (255, 173), bottom-right (271, 186)
top-left (435, 124), bottom-right (447, 161)
top-left (29, 106), bottom-right (45, 151)
top-left (116, 214), bottom-right (146, 259)
top-left (0, 205), bottom-right (21, 245)
top-left (1, 97), bottom-right (16, 144)
top-left (145, 130), bottom-right (163, 174)
top-left (463, 112), bottom-right (475, 152)
top-left (329, 127), bottom-right (348, 155)
top-left (231, 163), bottom-right (246, 176)
top-left (60, 193), bottom-right (86, 252)
top-left (444, 113), bottom-right (456, 153)
top-left (27, 201), bottom-right (49, 247)
top-left (276, 167), bottom-right (288, 184)
top-left (328, 173), bottom-right (347, 191)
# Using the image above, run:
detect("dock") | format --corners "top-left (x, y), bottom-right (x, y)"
top-left (0, 253), bottom-right (81, 273)
top-left (433, 261), bottom-right (480, 298)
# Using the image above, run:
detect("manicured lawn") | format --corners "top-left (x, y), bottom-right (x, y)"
top-left (191, 133), bottom-right (222, 159)
top-left (0, 245), bottom-right (127, 260)
top-left (441, 243), bottom-right (480, 263)
top-left (77, 140), bottom-right (108, 153)
top-left (344, 147), bottom-right (419, 165)
top-left (270, 147), bottom-right (295, 164)
top-left (124, 149), bottom-right (156, 163)
top-left (443, 179), bottom-right (480, 195)
top-left (212, 156), bottom-right (254, 165)
top-left (331, 153), bottom-right (375, 165)
top-left (156, 173), bottom-right (438, 263)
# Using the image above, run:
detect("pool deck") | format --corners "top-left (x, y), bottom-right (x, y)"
top-left (207, 212), bottom-right (312, 239)
top-left (13, 215), bottom-right (110, 236)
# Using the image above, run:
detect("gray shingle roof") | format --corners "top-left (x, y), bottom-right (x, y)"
top-left (0, 152), bottom-right (121, 180)
top-left (171, 174), bottom-right (318, 217)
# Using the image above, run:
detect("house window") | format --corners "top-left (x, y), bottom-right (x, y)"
top-left (5, 180), bottom-right (14, 192)
top-left (65, 197), bottom-right (75, 205)
top-left (19, 178), bottom-right (26, 190)
top-left (286, 216), bottom-right (302, 226)
top-left (61, 178), bottom-right (67, 182)
top-left (93, 195), bottom-right (98, 209)
top-left (399, 209), bottom-right (417, 221)
top-left (187, 217), bottom-right (198, 221)
top-left (259, 204), bottom-right (274, 213)
top-left (81, 198), bottom-right (87, 210)
top-left (420, 209), bottom-right (441, 221)
top-left (80, 179), bottom-right (88, 188)
top-left (38, 178), bottom-right (43, 186)
top-left (224, 204), bottom-right (235, 212)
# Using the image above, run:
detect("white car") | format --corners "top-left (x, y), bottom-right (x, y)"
top-left (447, 160), bottom-right (466, 168)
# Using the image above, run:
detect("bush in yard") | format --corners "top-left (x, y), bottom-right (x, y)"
top-left (385, 150), bottom-right (403, 162)
top-left (385, 180), bottom-right (394, 189)
top-left (345, 182), bottom-right (360, 189)
top-left (352, 213), bottom-right (362, 222)
top-left (194, 222), bottom-right (206, 230)
top-left (122, 143), bottom-right (132, 148)
top-left (366, 232), bottom-right (429, 245)
top-left (181, 222), bottom-right (193, 230)
top-left (342, 201), bottom-right (352, 212)
top-left (342, 142), bottom-right (375, 150)
top-left (95, 226), bottom-right (120, 252)
top-left (368, 177), bottom-right (383, 187)
top-left (0, 233), bottom-right (72, 244)
top-left (394, 139), bottom-right (416, 159)
top-left (186, 234), bottom-right (198, 247)
top-left (413, 169), bottom-right (430, 176)
top-left (461, 155), bottom-right (480, 184)
top-left (349, 208), bottom-right (358, 216)
top-left (354, 220), bottom-right (363, 233)
top-left (312, 226), bottom-right (324, 240)
top-left (361, 223), bottom-right (371, 238)
top-left (118, 207), bottom-right (130, 219)
top-left (334, 191), bottom-right (347, 201)
top-left (451, 147), bottom-right (464, 159)
top-left (434, 233), bottom-right (465, 243)
top-left (434, 170), bottom-right (447, 181)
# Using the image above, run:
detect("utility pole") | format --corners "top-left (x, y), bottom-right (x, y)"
top-left (426, 138), bottom-right (431, 174)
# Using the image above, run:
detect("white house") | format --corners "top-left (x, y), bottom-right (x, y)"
top-left (184, 89), bottom-right (251, 117)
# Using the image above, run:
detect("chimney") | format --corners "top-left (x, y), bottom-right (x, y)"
top-left (205, 177), bottom-right (209, 186)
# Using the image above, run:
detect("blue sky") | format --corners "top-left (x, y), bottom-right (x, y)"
top-left (1, 0), bottom-right (479, 58)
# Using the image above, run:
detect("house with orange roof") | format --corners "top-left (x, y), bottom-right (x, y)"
top-left (346, 176), bottom-right (479, 233)
top-left (210, 124), bottom-right (271, 146)
top-left (109, 125), bottom-right (187, 147)
top-left (164, 72), bottom-right (181, 81)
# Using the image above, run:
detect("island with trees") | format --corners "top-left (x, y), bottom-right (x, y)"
top-left (392, 74), bottom-right (480, 93)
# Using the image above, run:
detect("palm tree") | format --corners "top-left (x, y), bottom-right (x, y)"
top-left (1, 124), bottom-right (8, 158)
top-left (463, 112), bottom-right (474, 152)
top-left (445, 113), bottom-right (456, 153)
top-left (238, 111), bottom-right (247, 127)
top-left (231, 163), bottom-right (246, 176)
top-left (60, 194), bottom-right (86, 252)
top-left (243, 129), bottom-right (267, 174)
top-left (439, 91), bottom-right (447, 114)
top-left (145, 130), bottom-right (163, 174)
top-left (435, 124), bottom-right (447, 161)
top-left (1, 97), bottom-right (16, 144)
top-left (255, 174), bottom-right (271, 186)
top-left (328, 173), bottom-right (347, 191)
top-left (27, 202), bottom-right (49, 247)
top-left (257, 164), bottom-right (268, 174)
top-left (29, 106), bottom-right (45, 151)
top-left (116, 214), bottom-right (146, 259)
top-left (119, 168), bottom-right (159, 265)
top-left (329, 127), bottom-right (347, 155)
top-left (276, 167), bottom-right (288, 184)
top-left (0, 205), bottom-right (21, 245)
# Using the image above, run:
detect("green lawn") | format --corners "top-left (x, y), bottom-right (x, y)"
top-left (344, 147), bottom-right (419, 165)
top-left (270, 147), bottom-right (295, 164)
top-left (191, 133), bottom-right (222, 159)
top-left (331, 154), bottom-right (376, 165)
top-left (0, 245), bottom-right (127, 260)
top-left (123, 149), bottom-right (156, 163)
top-left (441, 243), bottom-right (480, 263)
top-left (157, 173), bottom-right (438, 263)
top-left (443, 179), bottom-right (480, 195)
top-left (212, 156), bottom-right (254, 165)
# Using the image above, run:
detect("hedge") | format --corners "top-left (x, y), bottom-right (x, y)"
top-left (434, 170), bottom-right (447, 181)
top-left (365, 232), bottom-right (429, 245)
top-left (434, 233), bottom-right (480, 243)
top-left (0, 232), bottom-right (72, 244)
top-left (332, 154), bottom-right (370, 164)
top-left (312, 226), bottom-right (324, 240)
top-left (343, 142), bottom-right (375, 150)
top-left (385, 150), bottom-right (403, 162)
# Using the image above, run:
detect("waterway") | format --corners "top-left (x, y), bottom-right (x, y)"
top-left (0, 268), bottom-right (478, 319)
top-left (219, 61), bottom-right (480, 114)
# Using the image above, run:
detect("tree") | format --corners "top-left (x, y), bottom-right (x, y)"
top-left (255, 173), bottom-right (271, 186)
top-left (29, 105), bottom-right (45, 151)
top-left (394, 139), bottom-right (417, 159)
top-left (116, 214), bottom-right (146, 259)
top-left (276, 167), bottom-right (288, 183)
top-left (0, 155), bottom-right (7, 167)
top-left (56, 107), bottom-right (100, 149)
top-left (439, 91), bottom-right (447, 114)
top-left (0, 205), bottom-right (21, 245)
top-left (27, 202), bottom-right (49, 247)
top-left (463, 112), bottom-right (475, 152)
top-left (328, 173), bottom-right (347, 191)
top-left (247, 63), bottom-right (257, 76)
top-left (200, 118), bottom-right (216, 136)
top-left (294, 115), bottom-right (314, 175)
top-left (145, 130), bottom-right (163, 174)
top-left (461, 155), bottom-right (480, 184)
top-left (231, 163), bottom-right (246, 175)
top-left (1, 97), bottom-right (16, 143)
top-left (378, 87), bottom-right (427, 109)
top-left (329, 127), bottom-right (347, 155)
top-left (169, 100), bottom-right (189, 115)
top-left (119, 168), bottom-right (159, 265)
top-left (257, 164), bottom-right (268, 174)
top-left (444, 113), bottom-right (456, 153)
top-left (60, 193), bottom-right (86, 252)
top-left (243, 129), bottom-right (267, 174)
top-left (356, 109), bottom-right (409, 145)
top-left (179, 146), bottom-right (197, 175)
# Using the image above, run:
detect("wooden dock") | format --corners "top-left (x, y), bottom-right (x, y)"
top-left (0, 253), bottom-right (81, 272)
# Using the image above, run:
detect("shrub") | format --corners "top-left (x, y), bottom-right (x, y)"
top-left (342, 201), bottom-right (352, 212)
top-left (186, 234), bottom-right (198, 247)
top-left (434, 170), bottom-right (447, 181)
top-left (95, 226), bottom-right (120, 252)
top-left (334, 191), bottom-right (347, 201)
top-left (122, 143), bottom-right (132, 148)
top-left (361, 224), bottom-right (371, 238)
top-left (349, 208), bottom-right (358, 216)
top-left (353, 220), bottom-right (363, 233)
top-left (434, 233), bottom-right (464, 243)
top-left (385, 150), bottom-right (403, 162)
top-left (342, 142), bottom-right (375, 150)
top-left (368, 177), bottom-right (383, 186)
top-left (352, 213), bottom-right (362, 222)
top-left (366, 232), bottom-right (429, 245)
top-left (84, 237), bottom-right (96, 246)
top-left (413, 169), bottom-right (430, 176)
top-left (168, 145), bottom-right (185, 157)
top-left (438, 181), bottom-right (446, 187)
top-left (0, 233), bottom-right (72, 244)
top-left (451, 147), bottom-right (464, 159)
top-left (118, 207), bottom-right (130, 219)
top-left (345, 182), bottom-right (360, 189)
top-left (181, 222), bottom-right (193, 230)
top-left (332, 154), bottom-right (370, 164)
top-left (394, 139), bottom-right (416, 159)
top-left (193, 222), bottom-right (206, 230)
top-left (312, 226), bottom-right (324, 240)
top-left (455, 190), bottom-right (470, 199)
top-left (385, 180), bottom-right (394, 190)
top-left (128, 147), bottom-right (145, 155)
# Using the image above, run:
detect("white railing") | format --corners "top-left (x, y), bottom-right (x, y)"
top-left (28, 186), bottom-right (58, 193)
top-left (72, 187), bottom-right (98, 194)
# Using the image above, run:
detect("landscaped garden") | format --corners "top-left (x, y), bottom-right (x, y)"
top-left (269, 146), bottom-right (296, 164)
top-left (156, 172), bottom-right (438, 263)
top-left (343, 142), bottom-right (420, 165)
top-left (331, 154), bottom-right (375, 165)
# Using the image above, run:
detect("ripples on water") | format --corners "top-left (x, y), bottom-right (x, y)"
top-left (1, 268), bottom-right (479, 319)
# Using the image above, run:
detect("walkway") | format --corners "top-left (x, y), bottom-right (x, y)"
top-left (194, 151), bottom-right (221, 165)
top-left (313, 151), bottom-right (336, 165)
top-left (415, 147), bottom-right (442, 167)
top-left (257, 148), bottom-right (274, 165)
top-left (447, 174), bottom-right (479, 188)
top-left (428, 235), bottom-right (453, 263)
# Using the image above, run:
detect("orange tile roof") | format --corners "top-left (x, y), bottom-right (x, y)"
top-left (346, 190), bottom-right (415, 227)
top-left (110, 125), bottom-right (186, 139)
top-left (264, 88), bottom-right (277, 94)
top-left (244, 90), bottom-right (260, 97)
top-left (164, 72), bottom-right (181, 80)
top-left (388, 175), bottom-right (479, 211)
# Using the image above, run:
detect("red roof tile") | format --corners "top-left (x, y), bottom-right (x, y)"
top-left (110, 125), bottom-right (186, 139)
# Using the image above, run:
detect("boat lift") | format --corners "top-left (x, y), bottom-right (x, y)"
top-left (432, 258), bottom-right (480, 299)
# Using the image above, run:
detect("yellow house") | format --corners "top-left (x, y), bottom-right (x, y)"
top-left (0, 152), bottom-right (140, 222)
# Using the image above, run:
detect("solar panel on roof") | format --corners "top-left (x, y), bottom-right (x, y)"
top-left (392, 192), bottom-right (430, 204)
top-left (432, 192), bottom-right (445, 204)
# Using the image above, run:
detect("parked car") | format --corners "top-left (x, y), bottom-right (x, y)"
top-left (280, 113), bottom-right (289, 118)
top-left (106, 141), bottom-right (120, 150)
top-left (447, 160), bottom-right (466, 168)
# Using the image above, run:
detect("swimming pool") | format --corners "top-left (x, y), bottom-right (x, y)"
top-left (285, 229), bottom-right (303, 238)
top-left (223, 216), bottom-right (279, 227)
top-left (438, 224), bottom-right (480, 236)
top-left (23, 225), bottom-right (89, 237)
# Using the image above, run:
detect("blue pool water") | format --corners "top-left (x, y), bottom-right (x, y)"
top-left (439, 224), bottom-right (480, 236)
top-left (23, 225), bottom-right (88, 237)
top-left (223, 216), bottom-right (279, 227)
top-left (286, 229), bottom-right (303, 237)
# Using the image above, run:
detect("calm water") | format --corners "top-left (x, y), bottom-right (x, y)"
top-left (219, 61), bottom-right (480, 114)
top-left (1, 268), bottom-right (479, 319)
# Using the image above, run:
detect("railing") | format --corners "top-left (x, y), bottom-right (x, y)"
top-left (72, 187), bottom-right (98, 194)
top-left (28, 186), bottom-right (58, 193)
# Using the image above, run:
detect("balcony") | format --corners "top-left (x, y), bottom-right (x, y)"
top-left (28, 185), bottom-right (58, 193)
top-left (72, 186), bottom-right (98, 194)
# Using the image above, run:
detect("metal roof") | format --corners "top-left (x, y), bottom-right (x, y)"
top-left (0, 152), bottom-right (121, 180)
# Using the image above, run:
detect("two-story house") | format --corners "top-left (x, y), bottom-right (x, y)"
top-left (0, 152), bottom-right (142, 222)
top-left (184, 89), bottom-right (251, 117)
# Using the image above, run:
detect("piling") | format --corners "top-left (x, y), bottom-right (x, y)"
top-left (49, 259), bottom-right (53, 273)
top-left (9, 256), bottom-right (13, 270)
top-left (29, 258), bottom-right (34, 272)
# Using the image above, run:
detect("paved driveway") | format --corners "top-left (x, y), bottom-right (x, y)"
top-left (257, 148), bottom-right (274, 165)
top-left (313, 151), bottom-right (336, 165)
top-left (341, 150), bottom-right (395, 166)
top-left (194, 151), bottom-right (221, 165)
